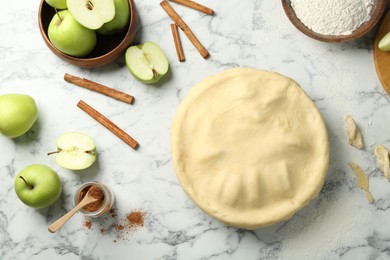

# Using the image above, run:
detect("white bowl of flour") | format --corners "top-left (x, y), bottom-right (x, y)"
top-left (281, 0), bottom-right (386, 42)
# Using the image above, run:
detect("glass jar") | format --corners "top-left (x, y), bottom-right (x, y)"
top-left (74, 181), bottom-right (115, 217)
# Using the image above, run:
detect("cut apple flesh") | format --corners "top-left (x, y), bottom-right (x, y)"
top-left (379, 31), bottom-right (390, 51)
top-left (126, 42), bottom-right (169, 82)
top-left (55, 132), bottom-right (96, 170)
top-left (67, 0), bottom-right (115, 30)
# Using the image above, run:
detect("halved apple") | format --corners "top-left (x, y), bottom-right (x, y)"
top-left (379, 31), bottom-right (390, 51)
top-left (49, 132), bottom-right (97, 170)
top-left (125, 42), bottom-right (169, 84)
top-left (67, 0), bottom-right (115, 30)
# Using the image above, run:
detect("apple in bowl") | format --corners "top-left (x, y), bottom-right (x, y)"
top-left (48, 9), bottom-right (97, 57)
top-left (38, 0), bottom-right (139, 67)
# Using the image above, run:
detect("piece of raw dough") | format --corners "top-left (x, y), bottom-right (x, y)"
top-left (344, 115), bottom-right (364, 149)
top-left (348, 162), bottom-right (374, 204)
top-left (374, 144), bottom-right (390, 180)
top-left (170, 68), bottom-right (330, 229)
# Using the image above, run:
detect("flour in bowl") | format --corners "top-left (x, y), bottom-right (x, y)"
top-left (290, 0), bottom-right (374, 36)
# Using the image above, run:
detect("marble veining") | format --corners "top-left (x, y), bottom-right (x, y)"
top-left (1, 0), bottom-right (390, 259)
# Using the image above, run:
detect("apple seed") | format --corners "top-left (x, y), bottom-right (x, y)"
top-left (87, 1), bottom-right (94, 10)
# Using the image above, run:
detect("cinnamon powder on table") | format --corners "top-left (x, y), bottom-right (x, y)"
top-left (83, 219), bottom-right (92, 229)
top-left (81, 208), bottom-right (148, 240)
top-left (126, 211), bottom-right (145, 227)
top-left (113, 210), bottom-right (146, 232)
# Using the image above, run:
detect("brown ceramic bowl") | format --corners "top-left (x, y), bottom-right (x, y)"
top-left (38, 0), bottom-right (139, 68)
top-left (281, 0), bottom-right (386, 43)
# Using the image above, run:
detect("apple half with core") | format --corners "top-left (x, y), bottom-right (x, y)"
top-left (97, 0), bottom-right (130, 35)
top-left (14, 164), bottom-right (62, 209)
top-left (45, 0), bottom-right (67, 9)
top-left (48, 10), bottom-right (97, 57)
top-left (0, 94), bottom-right (38, 138)
top-left (379, 31), bottom-right (390, 51)
top-left (49, 132), bottom-right (97, 170)
top-left (125, 42), bottom-right (169, 84)
top-left (67, 0), bottom-right (116, 30)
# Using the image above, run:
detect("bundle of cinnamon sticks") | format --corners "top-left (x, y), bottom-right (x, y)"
top-left (160, 0), bottom-right (214, 61)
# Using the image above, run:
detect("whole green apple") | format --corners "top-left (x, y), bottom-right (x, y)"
top-left (45, 0), bottom-right (67, 9)
top-left (0, 94), bottom-right (38, 138)
top-left (14, 164), bottom-right (62, 209)
top-left (97, 0), bottom-right (130, 35)
top-left (48, 10), bottom-right (97, 57)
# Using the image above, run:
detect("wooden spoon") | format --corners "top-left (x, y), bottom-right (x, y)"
top-left (48, 185), bottom-right (102, 233)
top-left (374, 10), bottom-right (390, 95)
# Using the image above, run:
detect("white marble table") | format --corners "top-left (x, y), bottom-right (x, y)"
top-left (1, 0), bottom-right (390, 259)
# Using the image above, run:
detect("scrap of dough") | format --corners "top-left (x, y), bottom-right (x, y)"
top-left (170, 68), bottom-right (330, 229)
top-left (348, 162), bottom-right (374, 204)
top-left (344, 115), bottom-right (364, 149)
top-left (374, 144), bottom-right (390, 180)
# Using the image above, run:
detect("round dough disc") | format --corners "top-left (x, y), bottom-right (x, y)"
top-left (170, 68), bottom-right (329, 229)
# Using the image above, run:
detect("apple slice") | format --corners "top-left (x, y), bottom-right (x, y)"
top-left (125, 42), bottom-right (169, 84)
top-left (50, 132), bottom-right (97, 170)
top-left (67, 0), bottom-right (115, 30)
top-left (379, 31), bottom-right (390, 51)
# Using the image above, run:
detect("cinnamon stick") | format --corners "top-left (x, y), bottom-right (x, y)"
top-left (170, 23), bottom-right (185, 62)
top-left (77, 100), bottom-right (139, 150)
top-left (160, 0), bottom-right (209, 59)
top-left (169, 0), bottom-right (214, 15)
top-left (64, 73), bottom-right (134, 104)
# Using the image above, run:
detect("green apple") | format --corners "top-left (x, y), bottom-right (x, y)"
top-left (0, 94), bottom-right (38, 138)
top-left (379, 31), bottom-right (390, 51)
top-left (48, 132), bottom-right (97, 170)
top-left (125, 42), bottom-right (169, 84)
top-left (67, 0), bottom-right (115, 30)
top-left (14, 164), bottom-right (62, 209)
top-left (45, 0), bottom-right (67, 9)
top-left (97, 0), bottom-right (130, 35)
top-left (48, 10), bottom-right (97, 57)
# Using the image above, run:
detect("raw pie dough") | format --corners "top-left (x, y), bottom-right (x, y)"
top-left (344, 115), bottom-right (364, 149)
top-left (170, 68), bottom-right (330, 229)
top-left (374, 144), bottom-right (390, 180)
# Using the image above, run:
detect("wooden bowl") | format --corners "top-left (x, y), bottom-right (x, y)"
top-left (38, 0), bottom-right (139, 68)
top-left (281, 0), bottom-right (386, 43)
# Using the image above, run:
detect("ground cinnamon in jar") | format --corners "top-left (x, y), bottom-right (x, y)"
top-left (79, 185), bottom-right (104, 212)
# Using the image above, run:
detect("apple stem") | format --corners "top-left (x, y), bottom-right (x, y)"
top-left (85, 150), bottom-right (95, 155)
top-left (54, 8), bottom-right (63, 22)
top-left (19, 176), bottom-right (34, 189)
top-left (47, 151), bottom-right (59, 156)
